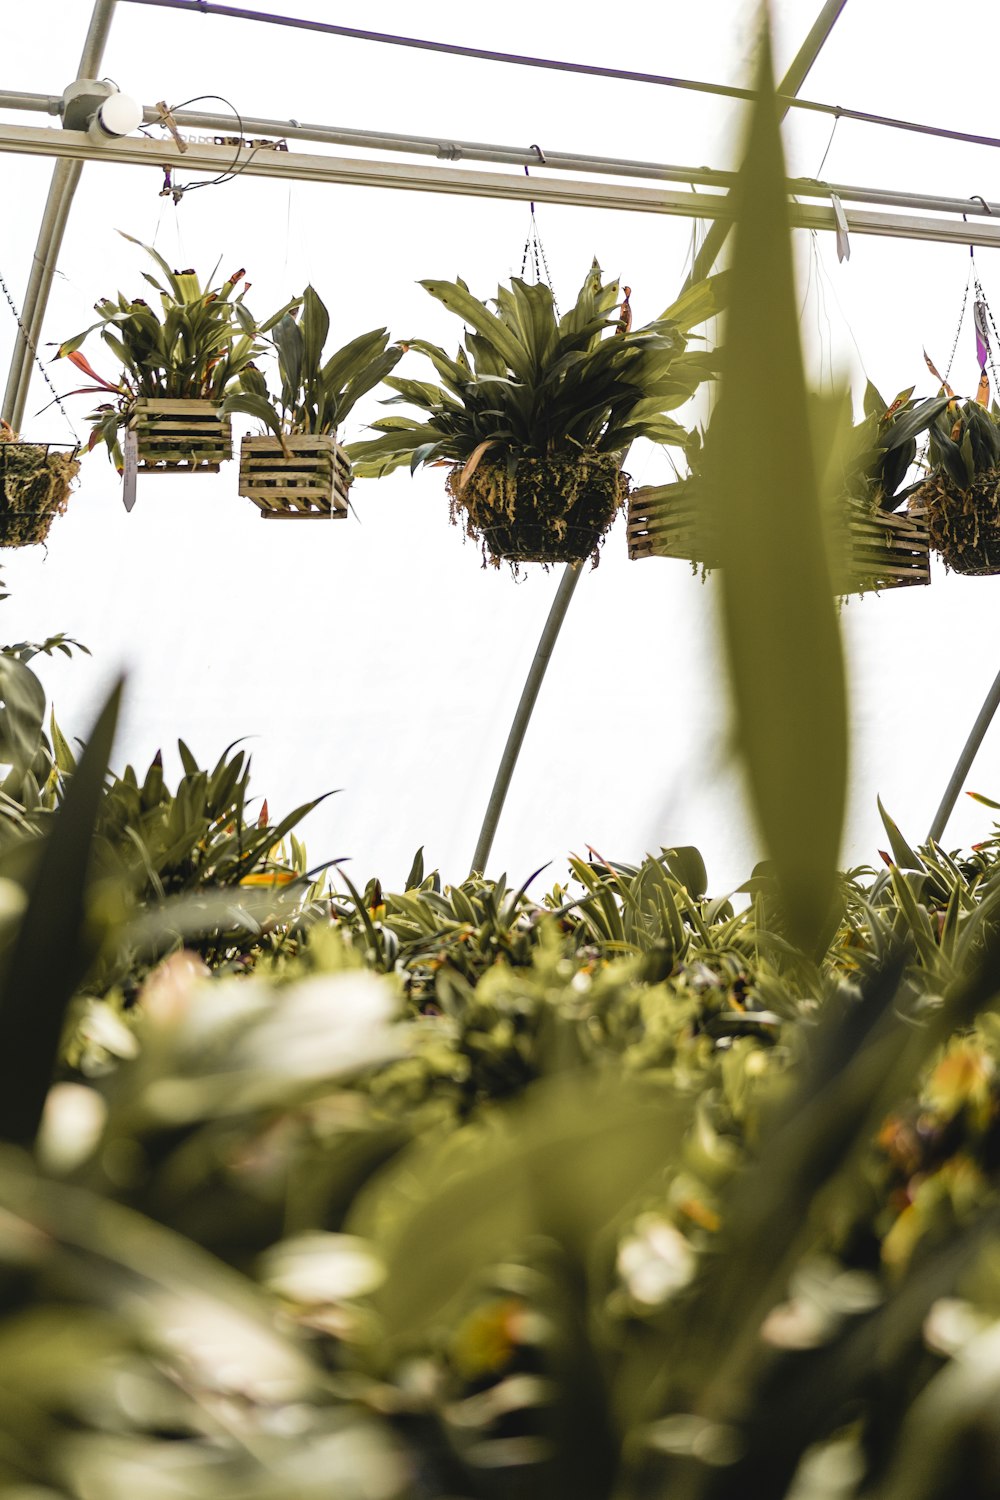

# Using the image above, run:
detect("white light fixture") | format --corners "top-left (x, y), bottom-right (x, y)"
top-left (87, 90), bottom-right (143, 142)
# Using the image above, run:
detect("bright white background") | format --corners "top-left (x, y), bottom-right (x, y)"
top-left (3, 0), bottom-right (1000, 893)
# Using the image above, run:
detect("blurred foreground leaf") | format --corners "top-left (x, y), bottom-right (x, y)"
top-left (352, 1075), bottom-right (686, 1347)
top-left (0, 681), bottom-right (121, 1147)
top-left (705, 19), bottom-right (847, 953)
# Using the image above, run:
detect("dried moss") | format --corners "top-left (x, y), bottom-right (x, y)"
top-left (0, 432), bottom-right (79, 548)
top-left (446, 449), bottom-right (628, 572)
top-left (912, 466), bottom-right (1000, 576)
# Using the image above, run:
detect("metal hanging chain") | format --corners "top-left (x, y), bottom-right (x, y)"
top-left (943, 202), bottom-right (999, 392)
top-left (520, 145), bottom-right (559, 315)
top-left (943, 264), bottom-right (971, 386)
top-left (0, 267), bottom-right (80, 445)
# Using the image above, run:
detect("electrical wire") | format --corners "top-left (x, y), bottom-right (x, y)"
top-left (153, 93), bottom-right (266, 200)
top-left (122, 0), bottom-right (1000, 157)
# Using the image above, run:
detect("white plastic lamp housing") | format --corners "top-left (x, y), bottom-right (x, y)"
top-left (88, 92), bottom-right (143, 141)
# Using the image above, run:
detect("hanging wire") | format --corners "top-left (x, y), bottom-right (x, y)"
top-left (0, 269), bottom-right (80, 444)
top-left (814, 107), bottom-right (841, 179)
top-left (967, 200), bottom-right (1000, 399)
top-left (151, 94), bottom-right (267, 203)
top-left (813, 236), bottom-right (836, 391)
top-left (943, 265), bottom-right (971, 387)
top-left (937, 202), bottom-right (999, 392)
top-left (912, 202), bottom-right (1000, 479)
top-left (812, 239), bottom-right (870, 380)
top-left (520, 145), bottom-right (558, 313)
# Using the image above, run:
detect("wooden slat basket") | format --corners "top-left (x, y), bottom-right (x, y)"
top-left (238, 434), bottom-right (351, 520)
top-left (627, 482), bottom-right (931, 594)
top-left (130, 399), bottom-right (232, 472)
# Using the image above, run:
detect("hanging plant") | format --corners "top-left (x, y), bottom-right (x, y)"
top-left (0, 422), bottom-right (79, 548)
top-left (628, 383), bottom-right (950, 594)
top-left (910, 397), bottom-right (1000, 575)
top-left (223, 285), bottom-right (401, 520)
top-left (347, 261), bottom-right (724, 570)
top-left (56, 234), bottom-right (294, 474)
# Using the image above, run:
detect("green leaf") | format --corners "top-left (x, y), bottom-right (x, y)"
top-left (299, 284), bottom-right (330, 381)
top-left (877, 797), bottom-right (924, 871)
top-left (220, 390), bottom-right (282, 439)
top-left (49, 709), bottom-right (77, 775)
top-left (703, 22), bottom-right (846, 953)
top-left (657, 269), bottom-right (729, 331)
top-left (0, 656), bottom-right (46, 777)
top-left (0, 680), bottom-right (122, 1147)
top-left (352, 1075), bottom-right (686, 1347)
top-left (404, 847), bottom-right (425, 890)
top-left (661, 845), bottom-right (708, 899)
top-left (419, 279), bottom-right (534, 384)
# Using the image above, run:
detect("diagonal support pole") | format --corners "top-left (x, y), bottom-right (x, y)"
top-left (469, 0), bottom-right (850, 876)
top-left (2, 0), bottom-right (118, 432)
top-left (927, 665), bottom-right (1000, 845)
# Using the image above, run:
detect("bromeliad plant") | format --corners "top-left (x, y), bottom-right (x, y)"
top-left (630, 383), bottom-right (948, 593)
top-left (910, 396), bottom-right (1000, 574)
top-left (838, 382), bottom-right (952, 512)
top-left (224, 284), bottom-right (402, 453)
top-left (347, 262), bottom-right (723, 569)
top-left (57, 234), bottom-right (288, 470)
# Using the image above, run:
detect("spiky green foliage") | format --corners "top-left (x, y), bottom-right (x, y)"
top-left (913, 397), bottom-right (1000, 572)
top-left (346, 263), bottom-right (722, 563)
top-left (224, 284), bottom-right (402, 448)
top-left (57, 234), bottom-right (295, 468)
top-left (843, 382), bottom-right (953, 512)
top-left (349, 262), bottom-right (721, 475)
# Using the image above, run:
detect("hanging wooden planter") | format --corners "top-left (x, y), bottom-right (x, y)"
top-left (0, 436), bottom-right (79, 548)
top-left (627, 481), bottom-right (931, 593)
top-left (908, 470), bottom-right (1000, 576)
top-left (130, 399), bottom-right (232, 473)
top-left (627, 480), bottom-right (716, 569)
top-left (238, 434), bottom-right (351, 520)
top-left (447, 450), bottom-right (629, 569)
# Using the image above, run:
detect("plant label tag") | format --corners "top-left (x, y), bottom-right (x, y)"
top-left (830, 193), bottom-right (851, 263)
top-left (122, 427), bottom-right (138, 512)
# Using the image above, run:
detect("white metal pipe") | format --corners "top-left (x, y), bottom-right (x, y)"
top-left (4, 89), bottom-right (1000, 225)
top-left (4, 123), bottom-right (1000, 251)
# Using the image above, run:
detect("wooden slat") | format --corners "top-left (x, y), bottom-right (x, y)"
top-left (626, 483), bottom-right (931, 591)
top-left (237, 433), bottom-right (351, 519)
top-left (131, 399), bottom-right (232, 472)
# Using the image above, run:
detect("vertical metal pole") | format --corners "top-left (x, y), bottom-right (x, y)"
top-left (469, 0), bottom-right (851, 876)
top-left (2, 0), bottom-right (118, 431)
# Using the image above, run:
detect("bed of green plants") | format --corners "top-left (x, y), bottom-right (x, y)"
top-left (5, 21), bottom-right (1000, 1500)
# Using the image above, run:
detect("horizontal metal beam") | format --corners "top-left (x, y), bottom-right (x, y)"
top-left (5, 91), bottom-right (1000, 226)
top-left (3, 122), bottom-right (1000, 248)
top-left (0, 90), bottom-right (61, 113)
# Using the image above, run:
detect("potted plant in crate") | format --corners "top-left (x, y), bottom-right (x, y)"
top-left (57, 234), bottom-right (285, 475)
top-left (0, 421), bottom-right (79, 548)
top-left (222, 285), bottom-right (402, 520)
top-left (628, 383), bottom-right (950, 594)
top-left (347, 261), bottom-right (723, 570)
top-left (909, 396), bottom-right (1000, 574)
